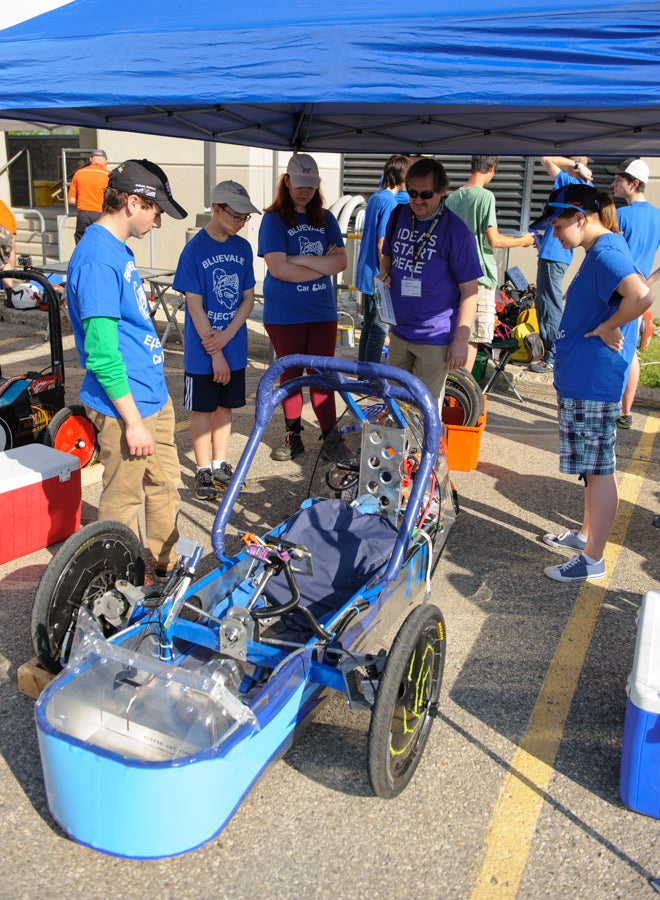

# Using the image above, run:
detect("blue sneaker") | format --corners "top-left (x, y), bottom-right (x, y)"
top-left (542, 529), bottom-right (587, 552)
top-left (544, 553), bottom-right (605, 583)
top-left (529, 359), bottom-right (553, 374)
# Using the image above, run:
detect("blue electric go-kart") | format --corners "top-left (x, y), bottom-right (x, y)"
top-left (31, 355), bottom-right (458, 859)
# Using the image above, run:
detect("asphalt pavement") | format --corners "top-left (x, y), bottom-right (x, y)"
top-left (0, 306), bottom-right (658, 899)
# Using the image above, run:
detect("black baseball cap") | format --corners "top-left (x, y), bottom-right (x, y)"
top-left (109, 159), bottom-right (187, 220)
top-left (529, 183), bottom-right (600, 231)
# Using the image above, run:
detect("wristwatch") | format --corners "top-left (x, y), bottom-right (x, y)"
top-left (574, 161), bottom-right (581, 170)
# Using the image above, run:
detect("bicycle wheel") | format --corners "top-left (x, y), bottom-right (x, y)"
top-left (31, 520), bottom-right (145, 673)
top-left (443, 369), bottom-right (484, 428)
top-left (367, 604), bottom-right (446, 798)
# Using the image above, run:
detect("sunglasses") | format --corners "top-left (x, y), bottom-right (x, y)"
top-left (407, 189), bottom-right (436, 200)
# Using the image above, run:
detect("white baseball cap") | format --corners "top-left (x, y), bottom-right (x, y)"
top-left (606, 158), bottom-right (650, 183)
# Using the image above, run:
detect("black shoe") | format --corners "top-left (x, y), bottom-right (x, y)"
top-left (272, 431), bottom-right (305, 461)
top-left (320, 428), bottom-right (353, 464)
top-left (213, 461), bottom-right (245, 491)
top-left (193, 467), bottom-right (217, 501)
top-left (213, 461), bottom-right (234, 489)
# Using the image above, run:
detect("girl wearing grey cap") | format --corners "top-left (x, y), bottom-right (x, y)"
top-left (257, 153), bottom-right (350, 463)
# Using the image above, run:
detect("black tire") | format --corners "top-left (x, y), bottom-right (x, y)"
top-left (443, 369), bottom-right (484, 428)
top-left (44, 404), bottom-right (99, 468)
top-left (367, 604), bottom-right (446, 798)
top-left (0, 416), bottom-right (12, 451)
top-left (31, 520), bottom-right (144, 673)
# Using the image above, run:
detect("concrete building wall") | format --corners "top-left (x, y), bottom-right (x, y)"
top-left (2, 128), bottom-right (659, 314)
top-left (69, 131), bottom-right (342, 286)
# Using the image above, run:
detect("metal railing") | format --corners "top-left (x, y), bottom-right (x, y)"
top-left (0, 146), bottom-right (34, 207)
top-left (12, 207), bottom-right (47, 263)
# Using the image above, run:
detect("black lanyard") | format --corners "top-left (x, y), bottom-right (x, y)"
top-left (410, 199), bottom-right (444, 266)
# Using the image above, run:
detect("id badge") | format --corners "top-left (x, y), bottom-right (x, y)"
top-left (401, 278), bottom-right (422, 297)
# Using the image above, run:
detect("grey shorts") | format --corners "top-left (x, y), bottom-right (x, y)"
top-left (557, 396), bottom-right (620, 476)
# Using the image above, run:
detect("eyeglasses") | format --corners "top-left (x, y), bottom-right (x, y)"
top-left (220, 205), bottom-right (251, 223)
top-left (407, 189), bottom-right (436, 200)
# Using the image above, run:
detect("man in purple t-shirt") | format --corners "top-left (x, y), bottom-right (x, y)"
top-left (379, 158), bottom-right (481, 406)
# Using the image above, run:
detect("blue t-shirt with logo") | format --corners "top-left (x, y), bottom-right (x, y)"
top-left (258, 209), bottom-right (343, 325)
top-left (173, 229), bottom-right (255, 374)
top-left (355, 189), bottom-right (399, 295)
top-left (554, 232), bottom-right (637, 402)
top-left (617, 201), bottom-right (660, 277)
top-left (66, 223), bottom-right (168, 418)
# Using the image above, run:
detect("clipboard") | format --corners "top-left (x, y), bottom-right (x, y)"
top-left (372, 276), bottom-right (397, 326)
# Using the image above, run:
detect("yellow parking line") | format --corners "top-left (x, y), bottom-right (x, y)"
top-left (471, 411), bottom-right (660, 899)
top-left (0, 333), bottom-right (41, 347)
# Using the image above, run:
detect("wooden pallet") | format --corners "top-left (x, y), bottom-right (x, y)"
top-left (17, 657), bottom-right (55, 699)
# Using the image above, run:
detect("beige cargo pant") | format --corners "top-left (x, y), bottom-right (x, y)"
top-left (85, 396), bottom-right (181, 573)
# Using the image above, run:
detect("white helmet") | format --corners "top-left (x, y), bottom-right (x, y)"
top-left (10, 282), bottom-right (42, 309)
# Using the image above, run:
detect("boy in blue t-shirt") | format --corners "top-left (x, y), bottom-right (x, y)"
top-left (173, 181), bottom-right (258, 500)
top-left (355, 155), bottom-right (411, 363)
top-left (67, 159), bottom-right (188, 578)
top-left (531, 156), bottom-right (593, 373)
top-left (608, 157), bottom-right (660, 429)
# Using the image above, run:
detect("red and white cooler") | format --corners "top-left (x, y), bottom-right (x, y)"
top-left (0, 445), bottom-right (81, 564)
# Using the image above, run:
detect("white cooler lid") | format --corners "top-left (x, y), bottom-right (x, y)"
top-left (0, 444), bottom-right (80, 492)
top-left (627, 590), bottom-right (660, 715)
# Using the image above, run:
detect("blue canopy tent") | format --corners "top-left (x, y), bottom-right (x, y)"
top-left (0, 0), bottom-right (659, 155)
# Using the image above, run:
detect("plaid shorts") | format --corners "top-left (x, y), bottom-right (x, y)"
top-left (557, 396), bottom-right (620, 476)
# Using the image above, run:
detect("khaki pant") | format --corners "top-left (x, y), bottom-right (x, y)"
top-left (85, 396), bottom-right (181, 572)
top-left (387, 335), bottom-right (450, 406)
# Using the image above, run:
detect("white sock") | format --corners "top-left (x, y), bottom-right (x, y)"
top-left (196, 465), bottom-right (211, 473)
top-left (577, 532), bottom-right (587, 542)
top-left (212, 459), bottom-right (225, 470)
top-left (582, 553), bottom-right (602, 565)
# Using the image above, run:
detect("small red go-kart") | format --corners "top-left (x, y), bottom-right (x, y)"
top-left (1, 257), bottom-right (98, 466)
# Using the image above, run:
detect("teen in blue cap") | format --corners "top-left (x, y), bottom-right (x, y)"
top-left (530, 183), bottom-right (653, 583)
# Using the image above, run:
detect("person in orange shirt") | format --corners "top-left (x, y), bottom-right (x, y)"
top-left (0, 198), bottom-right (17, 297)
top-left (68, 149), bottom-right (110, 243)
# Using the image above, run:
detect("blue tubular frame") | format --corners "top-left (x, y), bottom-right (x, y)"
top-left (212, 355), bottom-right (441, 590)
